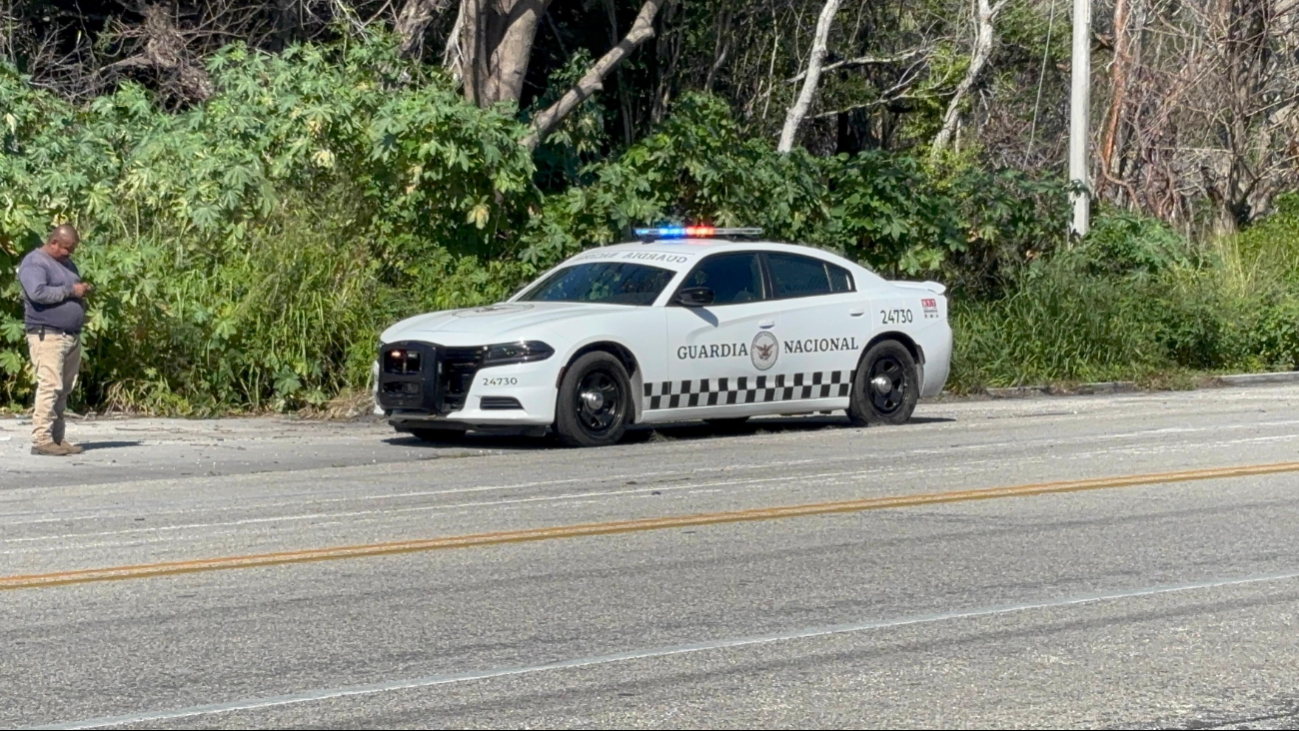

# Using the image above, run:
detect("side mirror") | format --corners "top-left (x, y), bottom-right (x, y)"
top-left (674, 287), bottom-right (715, 307)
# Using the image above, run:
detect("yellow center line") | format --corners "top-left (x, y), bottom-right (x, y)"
top-left (5, 460), bottom-right (1298, 591)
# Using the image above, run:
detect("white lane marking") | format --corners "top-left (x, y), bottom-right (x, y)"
top-left (8, 430), bottom-right (1299, 551)
top-left (0, 458), bottom-right (1022, 548)
top-left (0, 462), bottom-right (820, 525)
top-left (28, 569), bottom-right (1299, 730)
top-left (8, 417), bottom-right (1299, 527)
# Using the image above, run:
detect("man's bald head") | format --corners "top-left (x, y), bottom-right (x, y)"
top-left (44, 224), bottom-right (80, 261)
top-left (49, 225), bottom-right (79, 247)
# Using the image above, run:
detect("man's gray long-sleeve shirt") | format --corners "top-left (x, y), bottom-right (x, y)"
top-left (18, 248), bottom-right (86, 334)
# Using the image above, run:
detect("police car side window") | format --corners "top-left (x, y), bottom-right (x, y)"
top-left (680, 253), bottom-right (765, 305)
top-left (768, 253), bottom-right (834, 298)
top-left (829, 263), bottom-right (855, 292)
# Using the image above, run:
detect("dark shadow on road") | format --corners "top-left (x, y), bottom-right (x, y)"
top-left (623, 414), bottom-right (956, 444)
top-left (383, 434), bottom-right (552, 451)
top-left (78, 440), bottom-right (144, 452)
top-left (382, 414), bottom-right (957, 451)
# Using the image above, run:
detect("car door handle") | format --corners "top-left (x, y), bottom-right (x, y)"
top-left (849, 309), bottom-right (866, 317)
top-left (758, 319), bottom-right (775, 329)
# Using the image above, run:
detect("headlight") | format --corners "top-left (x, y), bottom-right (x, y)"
top-left (482, 340), bottom-right (555, 366)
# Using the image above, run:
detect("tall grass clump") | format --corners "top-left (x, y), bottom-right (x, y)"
top-left (950, 199), bottom-right (1299, 391)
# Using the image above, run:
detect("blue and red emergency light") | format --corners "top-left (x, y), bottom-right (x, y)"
top-left (633, 226), bottom-right (764, 241)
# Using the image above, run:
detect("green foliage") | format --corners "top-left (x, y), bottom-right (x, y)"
top-left (1, 34), bottom-right (536, 412)
top-left (1237, 192), bottom-right (1299, 277)
top-left (949, 204), bottom-right (1299, 391)
top-left (1079, 207), bottom-right (1194, 276)
top-left (952, 257), bottom-right (1165, 387)
top-left (528, 48), bottom-right (612, 192)
top-left (998, 0), bottom-right (1071, 68)
top-left (10, 30), bottom-right (1294, 413)
top-left (520, 93), bottom-right (1071, 283)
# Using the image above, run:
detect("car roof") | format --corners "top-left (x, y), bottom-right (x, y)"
top-left (555, 237), bottom-right (887, 286)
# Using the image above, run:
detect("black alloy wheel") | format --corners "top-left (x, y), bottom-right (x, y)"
top-left (555, 351), bottom-right (632, 447)
top-left (848, 339), bottom-right (920, 427)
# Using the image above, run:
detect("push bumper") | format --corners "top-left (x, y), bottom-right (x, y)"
top-left (373, 341), bottom-right (558, 427)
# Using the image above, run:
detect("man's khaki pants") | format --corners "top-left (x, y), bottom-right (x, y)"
top-left (27, 332), bottom-right (82, 446)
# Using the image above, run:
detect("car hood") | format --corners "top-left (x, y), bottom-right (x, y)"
top-left (380, 301), bottom-right (634, 344)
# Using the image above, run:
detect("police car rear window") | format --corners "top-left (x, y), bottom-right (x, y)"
top-left (767, 253), bottom-right (856, 298)
top-left (520, 262), bottom-right (676, 306)
top-left (829, 263), bottom-right (854, 293)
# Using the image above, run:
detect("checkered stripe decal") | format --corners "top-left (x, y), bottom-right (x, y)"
top-left (643, 371), bottom-right (854, 410)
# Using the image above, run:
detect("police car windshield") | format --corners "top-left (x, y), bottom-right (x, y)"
top-left (520, 262), bottom-right (675, 306)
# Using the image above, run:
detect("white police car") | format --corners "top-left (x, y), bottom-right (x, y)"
top-left (374, 227), bottom-right (952, 447)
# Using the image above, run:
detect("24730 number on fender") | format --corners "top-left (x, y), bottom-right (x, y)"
top-left (481, 376), bottom-right (519, 387)
top-left (880, 309), bottom-right (914, 325)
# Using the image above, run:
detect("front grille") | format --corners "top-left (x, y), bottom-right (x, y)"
top-left (440, 347), bottom-right (484, 412)
top-left (480, 396), bottom-right (523, 410)
top-left (377, 342), bottom-right (487, 415)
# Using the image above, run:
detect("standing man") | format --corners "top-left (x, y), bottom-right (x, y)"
top-left (19, 224), bottom-right (92, 456)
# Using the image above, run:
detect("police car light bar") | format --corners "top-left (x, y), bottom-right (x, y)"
top-left (633, 227), bottom-right (764, 241)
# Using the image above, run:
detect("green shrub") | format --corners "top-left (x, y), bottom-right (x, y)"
top-left (948, 204), bottom-right (1299, 392)
top-left (17, 31), bottom-right (1287, 413)
top-left (1080, 207), bottom-right (1194, 277)
top-left (950, 255), bottom-right (1166, 389)
top-left (1238, 192), bottom-right (1299, 278)
top-left (1, 35), bottom-right (536, 412)
top-left (521, 92), bottom-right (1071, 285)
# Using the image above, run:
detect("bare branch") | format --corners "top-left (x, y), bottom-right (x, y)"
top-left (785, 46), bottom-right (931, 84)
top-left (443, 0), bottom-right (467, 83)
top-left (931, 0), bottom-right (1008, 156)
top-left (523, 0), bottom-right (667, 151)
top-left (778, 0), bottom-right (842, 153)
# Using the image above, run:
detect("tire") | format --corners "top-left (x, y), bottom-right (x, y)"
top-left (555, 351), bottom-right (633, 448)
top-left (848, 340), bottom-right (920, 427)
top-left (406, 426), bottom-right (467, 443)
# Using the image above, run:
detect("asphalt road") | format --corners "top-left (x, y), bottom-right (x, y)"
top-left (3, 386), bottom-right (1299, 729)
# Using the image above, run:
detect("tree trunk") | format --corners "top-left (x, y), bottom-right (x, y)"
top-left (459, 0), bottom-right (551, 108)
top-left (459, 0), bottom-right (486, 105)
top-left (651, 0), bottom-right (681, 124)
top-left (931, 0), bottom-right (1008, 156)
top-left (777, 0), bottom-right (842, 153)
top-left (443, 0), bottom-right (467, 82)
top-left (603, 0), bottom-right (636, 147)
top-left (524, 0), bottom-right (668, 150)
top-left (1098, 0), bottom-right (1134, 199)
top-left (395, 0), bottom-right (446, 59)
top-left (488, 0), bottom-right (547, 106)
top-left (704, 8), bottom-right (732, 92)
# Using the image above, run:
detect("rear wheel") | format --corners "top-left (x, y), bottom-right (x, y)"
top-left (555, 352), bottom-right (632, 447)
top-left (848, 340), bottom-right (919, 427)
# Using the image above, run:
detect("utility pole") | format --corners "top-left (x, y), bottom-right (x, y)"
top-left (1069, 0), bottom-right (1091, 238)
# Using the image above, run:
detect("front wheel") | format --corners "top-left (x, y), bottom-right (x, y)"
top-left (848, 340), bottom-right (919, 427)
top-left (555, 352), bottom-right (632, 447)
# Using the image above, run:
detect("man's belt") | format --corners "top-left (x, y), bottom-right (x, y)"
top-left (25, 325), bottom-right (81, 339)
